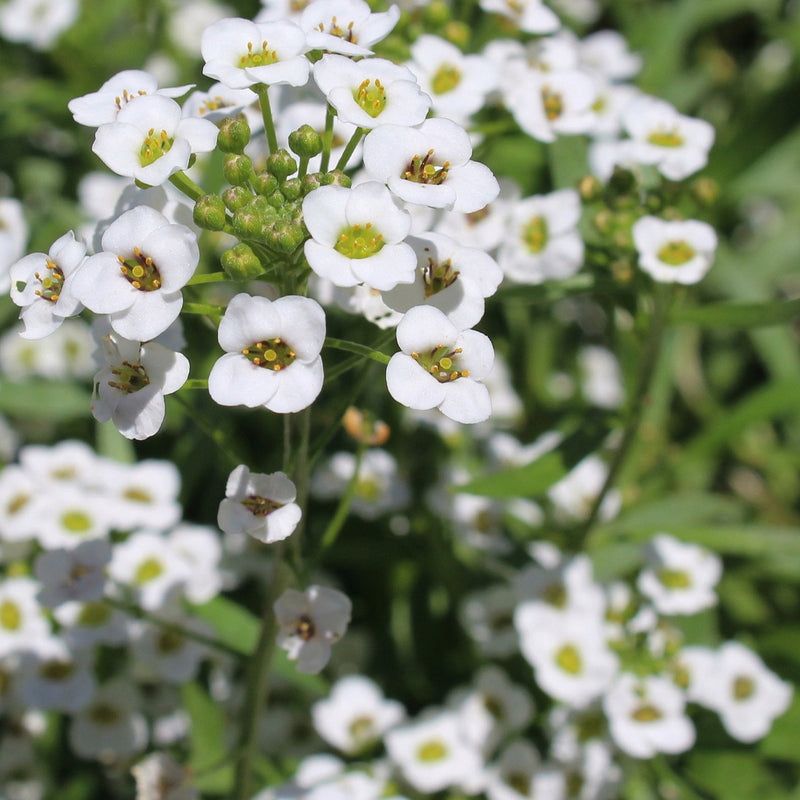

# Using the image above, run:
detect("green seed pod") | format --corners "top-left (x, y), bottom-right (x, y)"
top-left (266, 148), bottom-right (298, 181)
top-left (288, 124), bottom-right (323, 158)
top-left (223, 153), bottom-right (254, 186)
top-left (222, 185), bottom-right (252, 212)
top-left (221, 243), bottom-right (264, 281)
top-left (217, 115), bottom-right (251, 154)
top-left (193, 194), bottom-right (227, 231)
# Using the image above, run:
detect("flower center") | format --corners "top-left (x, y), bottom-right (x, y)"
top-left (555, 643), bottom-right (583, 675)
top-left (647, 127), bottom-right (685, 148)
top-left (242, 337), bottom-right (296, 371)
top-left (335, 223), bottom-right (385, 259)
top-left (576, 710), bottom-right (605, 741)
top-left (0, 600), bottom-right (21, 631)
top-left (431, 63), bottom-right (462, 94)
top-left (135, 557), bottom-right (164, 585)
top-left (199, 95), bottom-right (225, 114)
top-left (241, 494), bottom-right (285, 517)
top-left (33, 257), bottom-right (64, 303)
top-left (139, 128), bottom-right (174, 167)
top-left (295, 613), bottom-right (315, 641)
top-left (541, 86), bottom-right (564, 121)
top-left (348, 715), bottom-right (375, 744)
top-left (657, 239), bottom-right (695, 266)
top-left (354, 78), bottom-right (387, 118)
top-left (123, 487), bottom-right (152, 503)
top-left (316, 16), bottom-right (357, 43)
top-left (157, 629), bottom-right (185, 654)
top-left (78, 602), bottom-right (111, 627)
top-left (115, 88), bottom-right (147, 111)
top-left (7, 492), bottom-right (30, 516)
top-left (483, 694), bottom-right (505, 720)
top-left (733, 674), bottom-right (755, 701)
top-left (108, 361), bottom-right (151, 394)
top-left (507, 772), bottom-right (530, 795)
top-left (39, 659), bottom-right (75, 681)
top-left (89, 702), bottom-right (121, 725)
top-left (118, 246), bottom-right (162, 291)
top-left (522, 214), bottom-right (549, 253)
top-left (59, 509), bottom-right (93, 534)
top-left (466, 206), bottom-right (490, 225)
top-left (631, 703), bottom-right (662, 723)
top-left (542, 581), bottom-right (567, 608)
top-left (403, 150), bottom-right (450, 185)
top-left (417, 739), bottom-right (448, 762)
top-left (239, 40), bottom-right (279, 68)
top-left (355, 476), bottom-right (381, 501)
top-left (411, 344), bottom-right (470, 383)
top-left (422, 256), bottom-right (460, 297)
top-left (657, 567), bottom-right (692, 588)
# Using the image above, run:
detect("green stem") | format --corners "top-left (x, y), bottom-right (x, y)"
top-left (255, 83), bottom-right (278, 154)
top-left (651, 756), bottom-right (711, 800)
top-left (169, 171), bottom-right (205, 201)
top-left (325, 336), bottom-right (391, 365)
top-left (172, 394), bottom-right (244, 467)
top-left (297, 155), bottom-right (309, 180)
top-left (179, 379), bottom-right (208, 391)
top-left (320, 104), bottom-right (335, 173)
top-left (335, 127), bottom-right (365, 171)
top-left (183, 302), bottom-right (225, 317)
top-left (187, 271), bottom-right (227, 286)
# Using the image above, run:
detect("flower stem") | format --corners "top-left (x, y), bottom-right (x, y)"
top-left (172, 394), bottom-right (244, 467)
top-left (180, 379), bottom-right (208, 390)
top-left (320, 104), bottom-right (335, 173)
top-left (183, 302), bottom-right (225, 320)
top-left (335, 127), bottom-right (365, 171)
top-left (187, 271), bottom-right (227, 286)
top-left (324, 336), bottom-right (391, 365)
top-left (255, 83), bottom-right (278, 154)
top-left (169, 171), bottom-right (205, 201)
top-left (298, 155), bottom-right (310, 180)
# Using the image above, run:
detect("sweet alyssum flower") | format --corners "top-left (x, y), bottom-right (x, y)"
top-left (303, 182), bottom-right (416, 291)
top-left (208, 293), bottom-right (325, 414)
top-left (92, 94), bottom-right (217, 186)
top-left (479, 0), bottom-right (561, 34)
top-left (72, 206), bottom-right (199, 341)
top-left (386, 306), bottom-right (494, 424)
top-left (217, 464), bottom-right (302, 544)
top-left (632, 215), bottom-right (718, 285)
top-left (300, 0), bottom-right (400, 56)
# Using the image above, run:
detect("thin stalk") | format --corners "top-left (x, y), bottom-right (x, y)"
top-left (187, 271), bottom-right (227, 286)
top-left (172, 394), bottom-right (244, 467)
top-left (297, 154), bottom-right (310, 180)
top-left (335, 127), bottom-right (365, 171)
top-left (255, 83), bottom-right (278, 154)
top-left (324, 336), bottom-right (391, 365)
top-left (287, 407), bottom-right (312, 571)
top-left (169, 171), bottom-right (205, 201)
top-left (180, 379), bottom-right (207, 390)
top-left (576, 287), bottom-right (672, 547)
top-left (183, 302), bottom-right (225, 317)
top-left (320, 104), bottom-right (335, 173)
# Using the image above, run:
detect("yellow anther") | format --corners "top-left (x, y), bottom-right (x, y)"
top-left (132, 280), bottom-right (141, 289)
top-left (274, 337), bottom-right (282, 343)
top-left (411, 352), bottom-right (419, 360)
top-left (145, 257), bottom-right (153, 266)
top-left (253, 357), bottom-right (262, 365)
top-left (152, 280), bottom-right (161, 289)
top-left (134, 247), bottom-right (141, 256)
top-left (274, 364), bottom-right (283, 371)
top-left (117, 255), bottom-right (126, 264)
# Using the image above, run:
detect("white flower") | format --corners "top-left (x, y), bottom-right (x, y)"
top-left (34, 539), bottom-right (112, 607)
top-left (201, 17), bottom-right (310, 89)
top-left (484, 740), bottom-right (565, 800)
top-left (167, 524), bottom-right (223, 605)
top-left (637, 533), bottom-right (722, 615)
top-left (303, 182), bottom-right (416, 290)
top-left (68, 70), bottom-right (194, 127)
top-left (54, 600), bottom-right (129, 649)
top-left (274, 585), bottom-right (352, 674)
top-left (363, 118), bottom-right (500, 213)
top-left (0, 464), bottom-right (45, 543)
top-left (632, 215), bottom-right (717, 285)
top-left (208, 293), bottom-right (325, 413)
top-left (0, 577), bottom-right (50, 657)
top-left (182, 82), bottom-right (259, 123)
top-left (696, 642), bottom-right (792, 743)
top-left (131, 617), bottom-right (209, 684)
top-left (92, 94), bottom-right (217, 186)
top-left (578, 346), bottom-right (624, 409)
top-left (547, 455), bottom-right (620, 522)
top-left (382, 232), bottom-right (503, 329)
top-left (459, 584), bottom-right (519, 658)
top-left (386, 305), bottom-right (494, 424)
top-left (603, 673), bottom-right (695, 759)
top-left (300, 0), bottom-right (400, 56)
top-left (313, 54), bottom-right (430, 129)
top-left (479, 0), bottom-right (560, 34)
top-left (579, 30), bottom-right (642, 82)
top-left (91, 332), bottom-right (190, 441)
top-left (218, 465), bottom-right (301, 544)
top-left (0, 197), bottom-right (29, 295)
top-left (72, 206), bottom-right (199, 341)
top-left (0, 0), bottom-right (79, 50)
top-left (132, 752), bottom-right (199, 800)
top-left (9, 231), bottom-right (86, 339)
top-left (18, 439), bottom-right (99, 486)
top-left (312, 674), bottom-right (405, 754)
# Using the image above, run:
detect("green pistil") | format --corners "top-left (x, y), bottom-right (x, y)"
top-left (118, 246), bottom-right (162, 292)
top-left (422, 257), bottom-right (460, 297)
top-left (733, 675), bottom-right (755, 701)
top-left (239, 40), bottom-right (279, 68)
top-left (657, 567), bottom-right (692, 589)
top-left (348, 715), bottom-right (375, 744)
top-left (0, 601), bottom-right (21, 631)
top-left (355, 477), bottom-right (381, 501)
top-left (657, 239), bottom-right (695, 266)
top-left (135, 557), bottom-right (164, 585)
top-left (523, 215), bottom-right (549, 253)
top-left (34, 258), bottom-right (64, 303)
top-left (647, 128), bottom-right (684, 148)
top-left (556, 643), bottom-right (583, 675)
top-left (411, 344), bottom-right (469, 383)
top-left (39, 660), bottom-right (74, 681)
top-left (241, 494), bottom-right (284, 517)
top-left (542, 87), bottom-right (563, 121)
top-left (354, 78), bottom-right (387, 118)
top-left (631, 703), bottom-right (662, 723)
top-left (77, 602), bottom-right (111, 627)
top-left (403, 150), bottom-right (449, 185)
top-left (89, 703), bottom-right (121, 725)
top-left (60, 509), bottom-right (92, 533)
top-left (431, 63), bottom-right (462, 95)
top-left (139, 127), bottom-right (173, 166)
top-left (417, 739), bottom-right (448, 762)
top-left (242, 337), bottom-right (296, 371)
top-left (334, 223), bottom-right (385, 259)
top-left (108, 361), bottom-right (150, 394)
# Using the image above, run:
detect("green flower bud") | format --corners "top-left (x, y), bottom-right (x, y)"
top-left (253, 171), bottom-right (279, 197)
top-left (423, 0), bottom-right (451, 25)
top-left (222, 185), bottom-right (252, 212)
top-left (232, 208), bottom-right (264, 239)
top-left (223, 153), bottom-right (254, 186)
top-left (320, 169), bottom-right (352, 188)
top-left (266, 148), bottom-right (298, 181)
top-left (444, 21), bottom-right (469, 50)
top-left (288, 124), bottom-right (323, 158)
top-left (301, 173), bottom-right (323, 195)
top-left (578, 175), bottom-right (603, 202)
top-left (193, 195), bottom-right (227, 231)
top-left (269, 220), bottom-right (306, 254)
top-left (217, 115), bottom-right (251, 154)
top-left (221, 243), bottom-right (264, 281)
top-left (690, 177), bottom-right (718, 207)
top-left (281, 178), bottom-right (302, 201)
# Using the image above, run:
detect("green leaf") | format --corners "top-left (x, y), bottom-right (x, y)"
top-left (182, 682), bottom-right (233, 795)
top-left (670, 298), bottom-right (800, 328)
top-left (0, 379), bottom-right (91, 422)
top-left (686, 751), bottom-right (787, 800)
